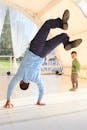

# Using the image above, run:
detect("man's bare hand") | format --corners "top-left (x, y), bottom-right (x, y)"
top-left (4, 100), bottom-right (13, 108)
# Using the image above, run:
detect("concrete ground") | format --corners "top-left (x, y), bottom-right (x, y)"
top-left (0, 74), bottom-right (87, 130)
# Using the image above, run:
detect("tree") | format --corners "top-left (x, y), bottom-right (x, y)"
top-left (0, 9), bottom-right (13, 55)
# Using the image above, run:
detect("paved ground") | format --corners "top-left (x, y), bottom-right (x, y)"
top-left (0, 75), bottom-right (87, 130)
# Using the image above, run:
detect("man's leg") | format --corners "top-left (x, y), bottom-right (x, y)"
top-left (31, 10), bottom-right (70, 50)
top-left (45, 33), bottom-right (69, 51)
top-left (42, 33), bottom-right (82, 57)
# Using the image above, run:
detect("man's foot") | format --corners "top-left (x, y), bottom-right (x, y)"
top-left (62, 9), bottom-right (70, 30)
top-left (64, 39), bottom-right (82, 50)
top-left (36, 102), bottom-right (46, 106)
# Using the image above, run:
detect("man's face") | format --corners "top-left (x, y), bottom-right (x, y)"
top-left (71, 53), bottom-right (77, 59)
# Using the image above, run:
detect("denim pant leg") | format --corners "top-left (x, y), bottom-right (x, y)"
top-left (41, 33), bottom-right (69, 56)
top-left (31, 18), bottom-right (63, 51)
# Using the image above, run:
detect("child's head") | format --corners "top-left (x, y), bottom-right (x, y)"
top-left (71, 51), bottom-right (77, 59)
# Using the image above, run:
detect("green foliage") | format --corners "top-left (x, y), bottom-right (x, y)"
top-left (0, 9), bottom-right (13, 55)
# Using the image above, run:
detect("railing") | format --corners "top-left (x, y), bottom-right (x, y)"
top-left (0, 55), bottom-right (18, 75)
top-left (0, 56), bottom-right (87, 78)
top-left (41, 58), bottom-right (63, 74)
top-left (0, 55), bottom-right (63, 75)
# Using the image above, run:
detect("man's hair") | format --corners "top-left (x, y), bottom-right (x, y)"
top-left (71, 51), bottom-right (77, 55)
top-left (20, 80), bottom-right (29, 90)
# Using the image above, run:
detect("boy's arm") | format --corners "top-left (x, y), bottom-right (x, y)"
top-left (76, 60), bottom-right (80, 72)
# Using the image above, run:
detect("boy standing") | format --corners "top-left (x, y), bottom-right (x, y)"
top-left (70, 51), bottom-right (80, 91)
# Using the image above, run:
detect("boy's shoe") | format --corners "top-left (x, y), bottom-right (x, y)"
top-left (36, 102), bottom-right (46, 106)
top-left (64, 39), bottom-right (82, 50)
top-left (69, 88), bottom-right (76, 91)
top-left (62, 9), bottom-right (70, 30)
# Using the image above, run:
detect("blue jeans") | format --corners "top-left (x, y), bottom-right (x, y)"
top-left (30, 18), bottom-right (69, 58)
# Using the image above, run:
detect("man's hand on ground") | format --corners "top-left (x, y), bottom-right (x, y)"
top-left (4, 100), bottom-right (13, 108)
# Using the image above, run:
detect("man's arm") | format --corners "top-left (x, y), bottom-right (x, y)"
top-left (35, 76), bottom-right (45, 105)
top-left (4, 75), bottom-right (19, 108)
